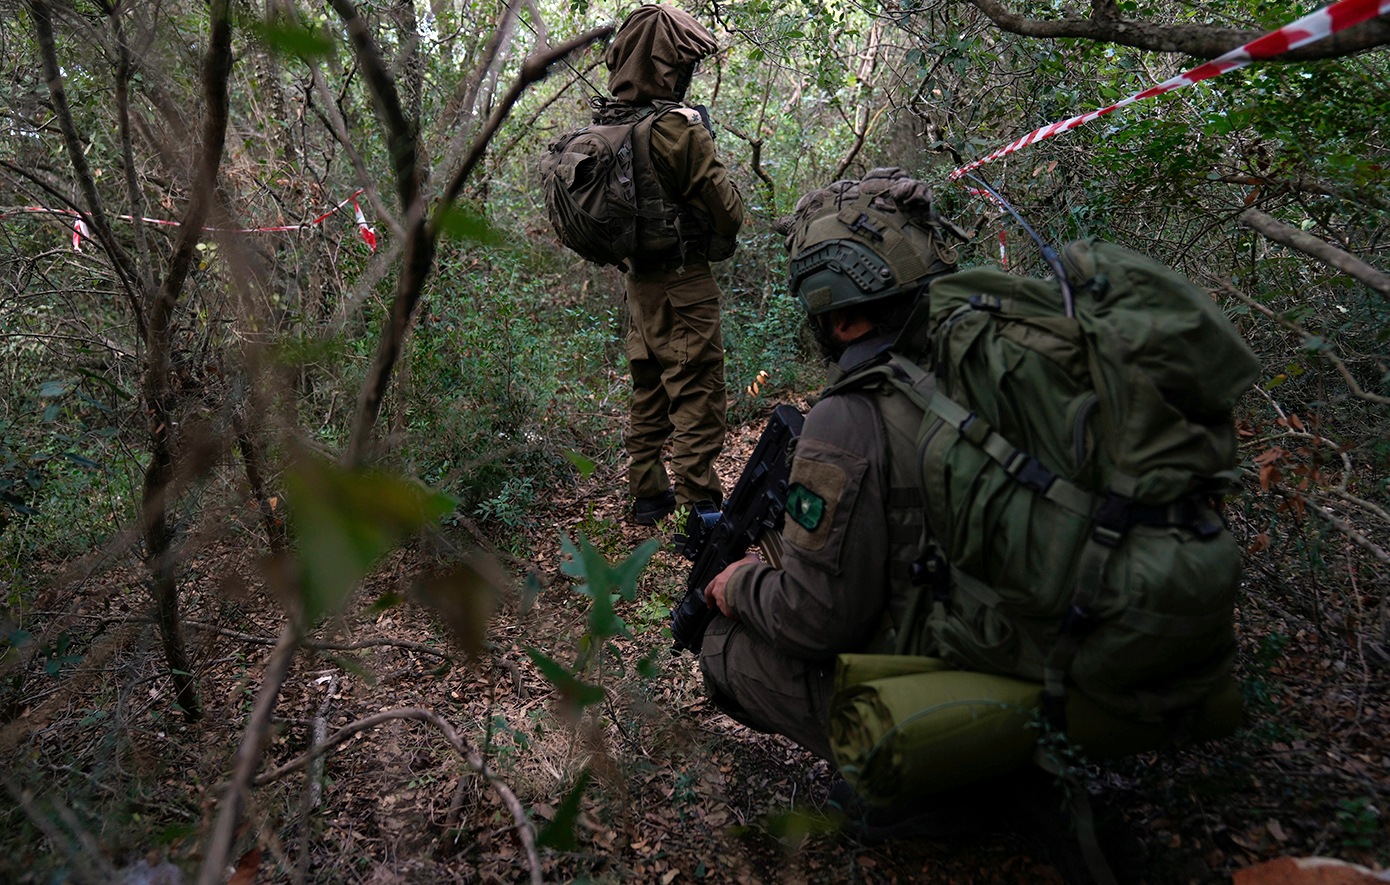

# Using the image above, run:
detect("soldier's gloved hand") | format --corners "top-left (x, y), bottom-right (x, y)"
top-left (704, 551), bottom-right (761, 619)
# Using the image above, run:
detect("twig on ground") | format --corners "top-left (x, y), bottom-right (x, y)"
top-left (195, 624), bottom-right (299, 885)
top-left (4, 774), bottom-right (117, 885)
top-left (252, 707), bottom-right (543, 885)
top-left (180, 620), bottom-right (452, 663)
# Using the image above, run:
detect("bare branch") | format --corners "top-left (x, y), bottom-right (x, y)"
top-left (252, 707), bottom-right (544, 885)
top-left (1218, 282), bottom-right (1390, 407)
top-left (327, 0), bottom-right (421, 214)
top-left (720, 121), bottom-right (774, 194)
top-left (195, 624), bottom-right (298, 885)
top-left (29, 0), bottom-right (147, 337)
top-left (181, 620), bottom-right (452, 662)
top-left (306, 58), bottom-right (404, 238)
top-left (437, 26), bottom-right (616, 211)
top-left (341, 24), bottom-right (613, 466)
top-left (1240, 208), bottom-right (1390, 300)
top-left (963, 0), bottom-right (1390, 60)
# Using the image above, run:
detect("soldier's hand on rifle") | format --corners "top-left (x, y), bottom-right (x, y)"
top-left (705, 551), bottom-right (761, 619)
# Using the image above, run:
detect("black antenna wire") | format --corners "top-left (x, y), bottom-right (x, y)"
top-left (962, 172), bottom-right (1074, 318)
top-left (512, 4), bottom-right (608, 101)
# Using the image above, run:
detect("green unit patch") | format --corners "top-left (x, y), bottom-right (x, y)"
top-left (786, 483), bottom-right (825, 531)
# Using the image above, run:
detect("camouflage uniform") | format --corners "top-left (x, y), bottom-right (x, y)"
top-left (699, 335), bottom-right (921, 759)
top-left (604, 5), bottom-right (745, 507)
top-left (697, 168), bottom-right (960, 760)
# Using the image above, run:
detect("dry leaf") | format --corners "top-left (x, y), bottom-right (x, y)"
top-left (228, 847), bottom-right (261, 885)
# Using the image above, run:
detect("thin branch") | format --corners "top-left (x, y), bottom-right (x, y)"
top-left (494, 58), bottom-right (605, 164)
top-left (1301, 493), bottom-right (1390, 566)
top-left (720, 121), bottom-right (773, 194)
top-left (437, 26), bottom-right (615, 211)
top-left (962, 0), bottom-right (1390, 61)
top-left (327, 0), bottom-right (421, 214)
top-left (341, 24), bottom-right (613, 466)
top-left (195, 624), bottom-right (298, 885)
top-left (307, 59), bottom-right (403, 238)
top-left (29, 0), bottom-right (147, 338)
top-left (181, 620), bottom-right (451, 662)
top-left (1239, 207), bottom-right (1390, 300)
top-left (252, 707), bottom-right (544, 885)
top-left (1218, 282), bottom-right (1390, 407)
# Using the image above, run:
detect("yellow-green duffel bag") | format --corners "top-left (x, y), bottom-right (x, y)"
top-left (829, 654), bottom-right (1244, 807)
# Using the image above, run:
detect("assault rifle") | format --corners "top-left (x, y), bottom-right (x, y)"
top-left (669, 405), bottom-right (805, 653)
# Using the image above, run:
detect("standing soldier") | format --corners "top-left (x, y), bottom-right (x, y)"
top-left (599, 5), bottom-right (745, 524)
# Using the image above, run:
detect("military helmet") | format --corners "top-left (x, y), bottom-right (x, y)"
top-left (782, 168), bottom-right (965, 317)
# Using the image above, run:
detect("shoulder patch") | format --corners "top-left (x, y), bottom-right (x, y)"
top-left (786, 483), bottom-right (825, 531)
top-left (672, 107), bottom-right (702, 125)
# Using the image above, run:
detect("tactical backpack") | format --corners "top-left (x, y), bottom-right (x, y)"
top-left (540, 102), bottom-right (727, 271)
top-left (823, 238), bottom-right (1260, 803)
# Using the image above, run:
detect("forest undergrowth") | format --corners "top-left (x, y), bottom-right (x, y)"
top-left (3, 0), bottom-right (1389, 881)
top-left (2, 379), bottom-right (1387, 884)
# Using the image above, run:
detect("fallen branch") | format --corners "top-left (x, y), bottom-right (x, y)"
top-left (1218, 281), bottom-right (1390, 407)
top-left (181, 620), bottom-right (452, 662)
top-left (252, 707), bottom-right (543, 885)
top-left (1240, 208), bottom-right (1390, 300)
top-left (1258, 472), bottom-right (1390, 567)
top-left (195, 624), bottom-right (298, 885)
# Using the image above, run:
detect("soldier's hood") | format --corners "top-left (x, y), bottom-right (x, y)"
top-left (606, 5), bottom-right (716, 102)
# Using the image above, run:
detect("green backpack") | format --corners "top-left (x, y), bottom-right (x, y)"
top-left (833, 238), bottom-right (1260, 723)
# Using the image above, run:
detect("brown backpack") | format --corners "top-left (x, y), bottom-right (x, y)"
top-left (540, 103), bottom-right (727, 271)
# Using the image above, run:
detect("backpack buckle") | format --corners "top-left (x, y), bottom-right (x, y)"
top-left (1092, 492), bottom-right (1131, 547)
top-left (1058, 604), bottom-right (1098, 638)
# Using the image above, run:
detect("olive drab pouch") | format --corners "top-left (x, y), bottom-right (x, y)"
top-left (826, 238), bottom-right (1260, 726)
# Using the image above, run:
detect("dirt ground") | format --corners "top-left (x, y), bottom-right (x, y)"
top-left (2, 407), bottom-right (1388, 884)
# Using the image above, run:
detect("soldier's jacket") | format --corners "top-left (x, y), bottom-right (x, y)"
top-left (649, 108), bottom-right (743, 240)
top-left (722, 335), bottom-right (925, 659)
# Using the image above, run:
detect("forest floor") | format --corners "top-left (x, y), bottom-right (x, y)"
top-left (3, 406), bottom-right (1389, 885)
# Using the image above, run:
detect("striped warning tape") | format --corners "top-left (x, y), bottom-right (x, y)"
top-left (3, 189), bottom-right (376, 252)
top-left (949, 0), bottom-right (1390, 180)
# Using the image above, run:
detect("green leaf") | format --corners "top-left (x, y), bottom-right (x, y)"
top-left (38, 380), bottom-right (74, 398)
top-left (524, 647), bottom-right (604, 711)
top-left (562, 450), bottom-right (596, 479)
top-left (249, 20), bottom-right (335, 59)
top-left (364, 591), bottom-right (404, 614)
top-left (286, 458), bottom-right (455, 622)
top-left (435, 206), bottom-right (507, 246)
top-left (560, 534), bottom-right (625, 639)
top-left (610, 539), bottom-right (659, 602)
top-left (635, 648), bottom-right (660, 679)
top-left (521, 571), bottom-right (543, 617)
top-left (535, 769), bottom-right (591, 851)
top-left (62, 452), bottom-right (100, 470)
top-left (411, 559), bottom-right (503, 658)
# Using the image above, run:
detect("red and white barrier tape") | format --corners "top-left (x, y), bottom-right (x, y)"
top-left (5, 189), bottom-right (376, 252)
top-left (950, 0), bottom-right (1390, 180)
top-left (964, 186), bottom-right (1009, 267)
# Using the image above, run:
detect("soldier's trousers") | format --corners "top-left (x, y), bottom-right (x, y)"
top-left (624, 261), bottom-right (727, 506)
top-left (699, 615), bottom-right (835, 761)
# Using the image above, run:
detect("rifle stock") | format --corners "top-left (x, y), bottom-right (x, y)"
top-left (670, 405), bottom-right (805, 653)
